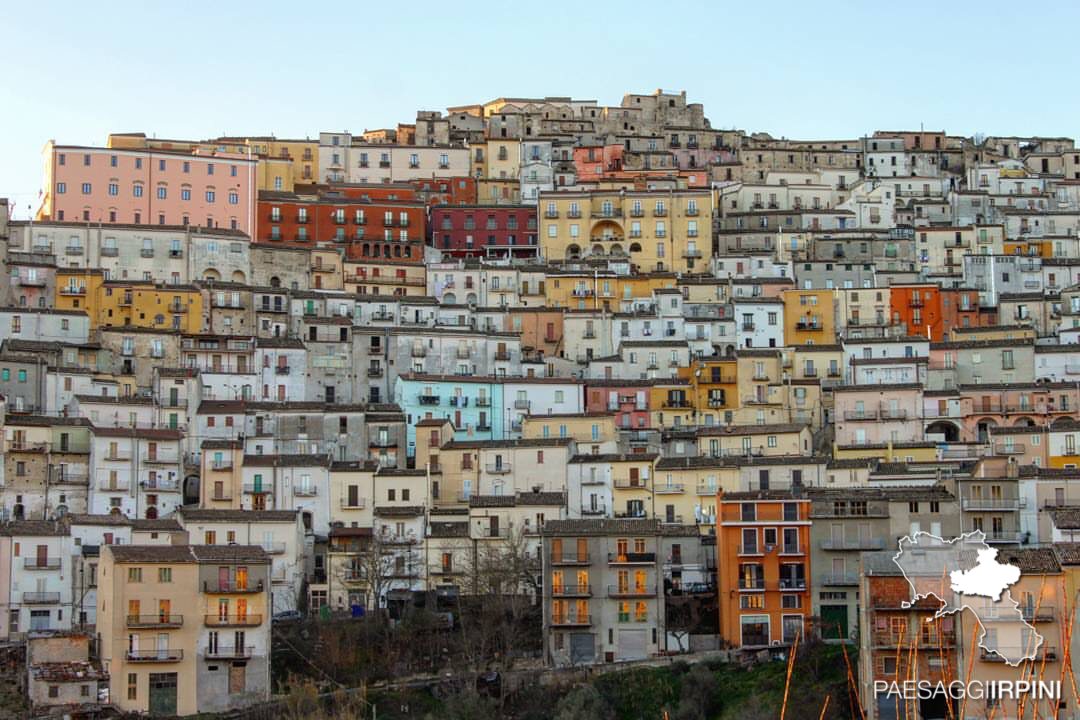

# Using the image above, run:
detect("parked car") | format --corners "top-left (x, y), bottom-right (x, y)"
top-left (273, 610), bottom-right (303, 622)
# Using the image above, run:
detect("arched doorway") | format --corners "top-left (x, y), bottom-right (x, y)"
top-left (975, 418), bottom-right (998, 443)
top-left (926, 420), bottom-right (960, 442)
top-left (145, 506), bottom-right (158, 519)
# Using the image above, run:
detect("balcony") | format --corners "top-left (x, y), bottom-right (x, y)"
top-left (495, 350), bottom-right (511, 361)
top-left (242, 483), bottom-right (273, 494)
top-left (101, 247), bottom-right (119, 256)
top-left (795, 318), bottom-right (824, 331)
top-left (654, 207), bottom-right (667, 217)
top-left (607, 584), bottom-right (657, 598)
top-left (551, 552), bottom-right (590, 565)
top-left (961, 497), bottom-right (1023, 511)
top-left (486, 463), bottom-right (512, 474)
top-left (143, 478), bottom-right (180, 492)
top-left (143, 451), bottom-right (178, 465)
top-left (209, 460), bottom-right (233, 471)
top-left (293, 486), bottom-right (318, 497)
top-left (418, 394), bottom-right (440, 405)
top-left (581, 504), bottom-right (608, 516)
top-left (127, 614), bottom-right (183, 628)
top-left (127, 649), bottom-right (184, 662)
top-left (552, 584), bottom-right (592, 597)
top-left (843, 411), bottom-right (878, 421)
top-left (203, 579), bottom-right (265, 594)
top-left (59, 286), bottom-right (86, 295)
top-left (475, 397), bottom-right (491, 409)
top-left (819, 538), bottom-right (886, 551)
top-left (98, 479), bottom-right (130, 492)
top-left (682, 249), bottom-right (703, 258)
top-left (608, 552), bottom-right (655, 564)
top-left (980, 647), bottom-right (1056, 663)
top-left (696, 484), bottom-right (719, 496)
top-left (411, 345), bottom-right (427, 358)
top-left (340, 497), bottom-right (367, 509)
top-left (23, 592), bottom-right (61, 604)
top-left (662, 399), bottom-right (689, 409)
top-left (613, 478), bottom-right (649, 490)
top-left (204, 645), bottom-right (255, 660)
top-left (366, 366), bottom-right (383, 378)
top-left (738, 544), bottom-right (763, 556)
top-left (24, 557), bottom-right (61, 570)
top-left (551, 614), bottom-right (591, 627)
top-left (140, 248), bottom-right (155, 258)
top-left (880, 409), bottom-right (908, 420)
top-left (65, 246), bottom-right (84, 256)
top-left (204, 614), bottom-right (263, 627)
top-left (169, 303), bottom-right (187, 314)
top-left (514, 399), bottom-right (531, 410)
top-left (778, 577), bottom-right (807, 590)
top-left (654, 483), bottom-right (685, 494)
top-left (984, 532), bottom-right (1023, 544)
top-left (992, 443), bottom-right (1026, 456)
top-left (737, 577), bottom-right (765, 591)
top-left (741, 322), bottom-right (755, 331)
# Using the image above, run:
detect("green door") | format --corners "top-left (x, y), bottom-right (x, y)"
top-left (820, 605), bottom-right (848, 640)
top-left (149, 672), bottom-right (177, 715)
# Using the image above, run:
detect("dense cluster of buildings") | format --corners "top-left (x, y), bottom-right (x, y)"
top-left (3, 90), bottom-right (1080, 718)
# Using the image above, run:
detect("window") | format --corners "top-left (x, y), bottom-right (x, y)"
top-left (158, 567), bottom-right (172, 583)
top-left (127, 567), bottom-right (142, 583)
top-left (206, 190), bottom-right (216, 203)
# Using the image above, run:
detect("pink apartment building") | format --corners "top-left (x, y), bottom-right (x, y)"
top-left (38, 142), bottom-right (257, 234)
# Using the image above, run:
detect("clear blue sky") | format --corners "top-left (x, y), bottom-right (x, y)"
top-left (3, 0), bottom-right (1077, 219)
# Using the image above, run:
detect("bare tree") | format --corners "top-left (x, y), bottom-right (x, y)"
top-left (457, 527), bottom-right (542, 671)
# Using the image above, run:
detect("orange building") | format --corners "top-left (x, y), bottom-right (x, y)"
top-left (716, 490), bottom-right (811, 650)
top-left (506, 307), bottom-right (565, 360)
top-left (888, 284), bottom-right (943, 340)
top-left (938, 287), bottom-right (995, 340)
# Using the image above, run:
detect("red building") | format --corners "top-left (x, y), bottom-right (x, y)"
top-left (584, 380), bottom-right (653, 431)
top-left (939, 287), bottom-right (996, 340)
top-left (256, 188), bottom-right (427, 263)
top-left (889, 284), bottom-right (943, 340)
top-left (411, 177), bottom-right (477, 206)
top-left (429, 204), bottom-right (539, 259)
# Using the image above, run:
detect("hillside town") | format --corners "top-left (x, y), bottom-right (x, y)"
top-left (2, 89), bottom-right (1080, 719)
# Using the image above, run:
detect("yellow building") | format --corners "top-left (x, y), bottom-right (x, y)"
top-left (678, 357), bottom-right (739, 426)
top-left (54, 268), bottom-right (106, 317)
top-left (90, 281), bottom-right (204, 332)
top-left (485, 139), bottom-right (521, 180)
top-left (610, 454), bottom-right (662, 519)
top-left (782, 288), bottom-right (837, 346)
top-left (832, 441), bottom-right (938, 463)
top-left (107, 133), bottom-right (317, 192)
top-left (477, 177), bottom-right (521, 205)
top-left (651, 380), bottom-right (696, 428)
top-left (97, 544), bottom-right (272, 716)
top-left (232, 137), bottom-right (319, 187)
top-left (539, 189), bottom-right (713, 273)
top-left (522, 412), bottom-right (618, 449)
top-left (543, 270), bottom-right (677, 310)
top-left (696, 423), bottom-right (812, 458)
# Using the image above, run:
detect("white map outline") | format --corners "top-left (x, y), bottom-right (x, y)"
top-left (892, 529), bottom-right (1043, 667)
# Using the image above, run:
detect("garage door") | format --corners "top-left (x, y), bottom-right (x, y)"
top-left (569, 632), bottom-right (595, 664)
top-left (617, 629), bottom-right (647, 661)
